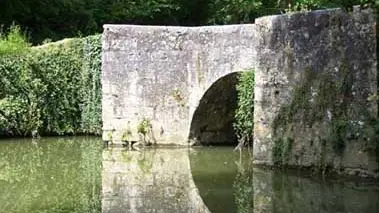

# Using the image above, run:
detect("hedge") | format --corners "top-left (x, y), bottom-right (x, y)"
top-left (0, 34), bottom-right (102, 137)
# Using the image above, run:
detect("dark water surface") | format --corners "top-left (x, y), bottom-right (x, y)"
top-left (190, 147), bottom-right (379, 213)
top-left (0, 137), bottom-right (378, 213)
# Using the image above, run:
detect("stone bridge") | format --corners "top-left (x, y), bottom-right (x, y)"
top-left (102, 7), bottom-right (378, 174)
top-left (101, 22), bottom-right (257, 146)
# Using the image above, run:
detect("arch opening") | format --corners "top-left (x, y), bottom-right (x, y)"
top-left (189, 72), bottom-right (241, 146)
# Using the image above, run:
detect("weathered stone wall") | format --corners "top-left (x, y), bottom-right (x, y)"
top-left (102, 7), bottom-right (378, 176)
top-left (101, 26), bottom-right (193, 144)
top-left (102, 25), bottom-right (256, 145)
top-left (253, 7), bottom-right (378, 177)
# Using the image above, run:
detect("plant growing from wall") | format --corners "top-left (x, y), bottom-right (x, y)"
top-left (233, 70), bottom-right (255, 148)
top-left (137, 118), bottom-right (151, 135)
top-left (106, 131), bottom-right (113, 142)
top-left (137, 118), bottom-right (153, 145)
top-left (172, 88), bottom-right (186, 107)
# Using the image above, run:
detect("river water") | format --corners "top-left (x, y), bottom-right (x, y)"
top-left (0, 137), bottom-right (378, 213)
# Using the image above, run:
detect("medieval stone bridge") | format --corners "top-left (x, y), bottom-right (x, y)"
top-left (102, 7), bottom-right (378, 173)
top-left (101, 22), bottom-right (257, 145)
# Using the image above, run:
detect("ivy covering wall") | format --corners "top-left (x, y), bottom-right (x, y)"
top-left (0, 31), bottom-right (102, 137)
top-left (233, 71), bottom-right (255, 145)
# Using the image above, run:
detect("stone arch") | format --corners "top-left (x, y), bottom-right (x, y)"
top-left (188, 71), bottom-right (250, 145)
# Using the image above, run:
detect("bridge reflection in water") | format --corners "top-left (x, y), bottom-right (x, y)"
top-left (101, 147), bottom-right (210, 213)
top-left (102, 147), bottom-right (379, 213)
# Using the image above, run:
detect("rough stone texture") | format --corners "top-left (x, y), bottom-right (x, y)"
top-left (101, 25), bottom-right (256, 145)
top-left (102, 7), bottom-right (378, 176)
top-left (253, 7), bottom-right (378, 177)
top-left (101, 148), bottom-right (210, 213)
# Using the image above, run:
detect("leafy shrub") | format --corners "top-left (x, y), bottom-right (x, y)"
top-left (0, 29), bottom-right (102, 137)
top-left (137, 118), bottom-right (152, 136)
top-left (0, 24), bottom-right (31, 55)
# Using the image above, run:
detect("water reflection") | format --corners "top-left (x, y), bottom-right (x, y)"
top-left (267, 170), bottom-right (379, 213)
top-left (101, 147), bottom-right (210, 213)
top-left (0, 137), bottom-right (102, 213)
top-left (0, 138), bottom-right (377, 213)
top-left (189, 147), bottom-right (248, 212)
top-left (190, 147), bottom-right (379, 213)
top-left (233, 150), bottom-right (254, 213)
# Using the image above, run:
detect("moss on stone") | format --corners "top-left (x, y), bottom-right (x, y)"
top-left (318, 137), bottom-right (328, 176)
top-left (364, 117), bottom-right (379, 165)
top-left (272, 56), bottom-right (378, 165)
top-left (329, 119), bottom-right (348, 155)
top-left (272, 67), bottom-right (314, 132)
top-left (273, 136), bottom-right (294, 166)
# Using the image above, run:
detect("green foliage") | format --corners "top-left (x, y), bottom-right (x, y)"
top-left (0, 29), bottom-right (102, 137)
top-left (0, 24), bottom-right (30, 55)
top-left (233, 71), bottom-right (255, 144)
top-left (0, 0), bottom-right (183, 44)
top-left (2, 0), bottom-right (376, 43)
top-left (278, 0), bottom-right (379, 12)
top-left (207, 0), bottom-right (266, 24)
top-left (80, 35), bottom-right (102, 134)
top-left (137, 118), bottom-right (152, 136)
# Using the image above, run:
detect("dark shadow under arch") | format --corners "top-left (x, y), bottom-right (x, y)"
top-left (189, 72), bottom-right (241, 146)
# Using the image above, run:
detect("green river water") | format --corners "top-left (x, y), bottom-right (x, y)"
top-left (0, 137), bottom-right (378, 213)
